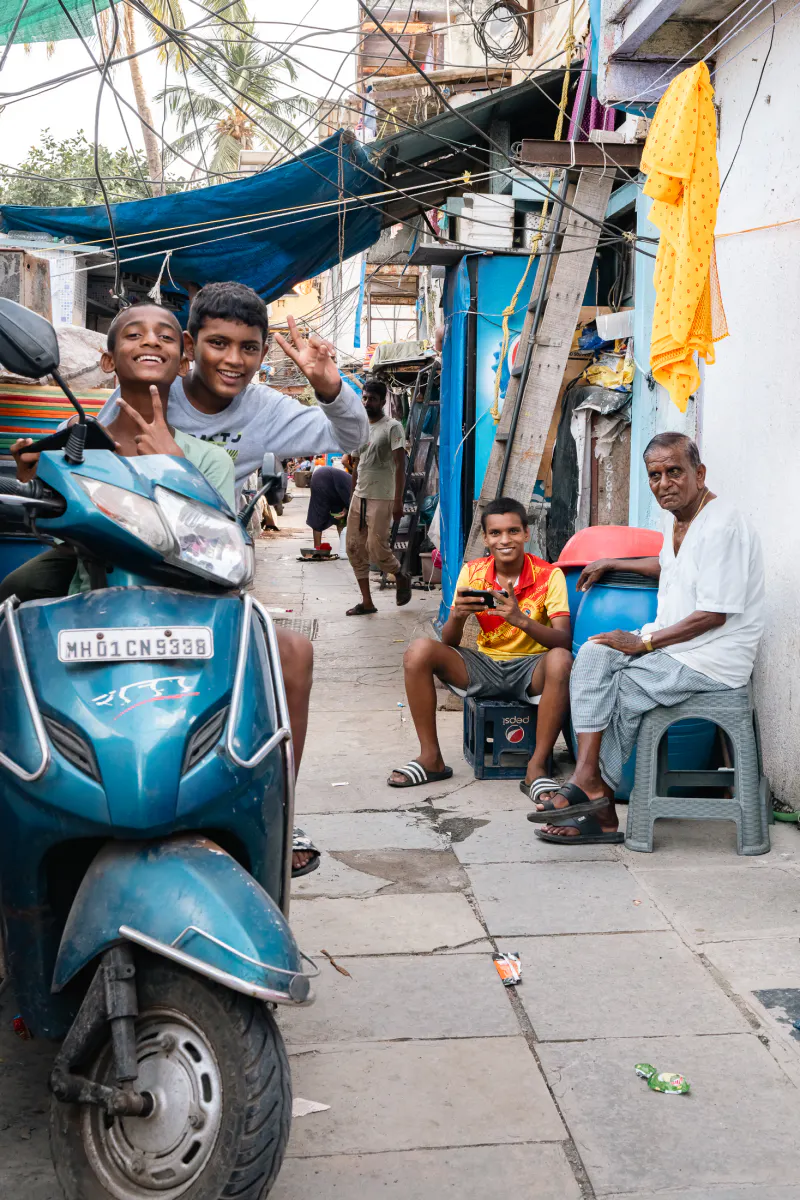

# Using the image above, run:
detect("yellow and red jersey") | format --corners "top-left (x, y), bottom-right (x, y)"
top-left (454, 553), bottom-right (570, 661)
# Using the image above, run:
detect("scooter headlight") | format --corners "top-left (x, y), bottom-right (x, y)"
top-left (75, 477), bottom-right (175, 554)
top-left (155, 486), bottom-right (253, 587)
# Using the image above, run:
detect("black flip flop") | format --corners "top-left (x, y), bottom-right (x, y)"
top-left (526, 781), bottom-right (609, 824)
top-left (346, 602), bottom-right (378, 616)
top-left (534, 813), bottom-right (624, 845)
top-left (388, 760), bottom-right (454, 788)
top-left (396, 575), bottom-right (412, 607)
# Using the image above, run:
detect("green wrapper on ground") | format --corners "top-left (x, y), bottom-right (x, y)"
top-left (634, 1064), bottom-right (691, 1094)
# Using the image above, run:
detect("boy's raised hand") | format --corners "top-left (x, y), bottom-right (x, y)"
top-left (274, 314), bottom-right (341, 401)
top-left (118, 387), bottom-right (184, 458)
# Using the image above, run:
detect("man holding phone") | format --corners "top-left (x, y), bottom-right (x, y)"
top-left (388, 498), bottom-right (572, 798)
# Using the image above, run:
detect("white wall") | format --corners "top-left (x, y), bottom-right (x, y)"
top-left (629, 191), bottom-right (697, 531)
top-left (703, 0), bottom-right (800, 804)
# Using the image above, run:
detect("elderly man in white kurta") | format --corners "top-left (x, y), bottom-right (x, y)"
top-left (527, 432), bottom-right (765, 846)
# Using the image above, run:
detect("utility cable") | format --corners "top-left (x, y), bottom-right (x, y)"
top-left (711, 0), bottom-right (799, 76)
top-left (90, 0), bottom-right (125, 300)
top-left (0, 0), bottom-right (31, 74)
top-left (169, 0), bottom-right (651, 253)
top-left (703, 0), bottom-right (776, 63)
top-left (720, 2), bottom-right (775, 190)
top-left (0, 0), bottom-right (246, 103)
top-left (52, 0), bottom-right (216, 181)
top-left (353, 0), bottom-right (641, 244)
top-left (177, 0), bottom-right (615, 231)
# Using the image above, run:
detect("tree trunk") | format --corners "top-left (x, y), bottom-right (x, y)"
top-left (123, 6), bottom-right (163, 196)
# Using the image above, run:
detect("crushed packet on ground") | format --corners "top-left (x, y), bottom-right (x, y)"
top-left (493, 952), bottom-right (522, 987)
top-left (635, 1063), bottom-right (690, 1094)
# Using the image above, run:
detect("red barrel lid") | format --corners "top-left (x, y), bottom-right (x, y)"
top-left (557, 524), bottom-right (663, 568)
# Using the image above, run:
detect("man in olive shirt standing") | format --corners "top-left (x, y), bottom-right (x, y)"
top-left (345, 378), bottom-right (411, 614)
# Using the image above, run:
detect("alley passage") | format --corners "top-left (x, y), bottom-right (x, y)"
top-left (5, 496), bottom-right (800, 1198)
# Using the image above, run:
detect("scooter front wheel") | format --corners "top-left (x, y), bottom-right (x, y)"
top-left (50, 954), bottom-right (292, 1200)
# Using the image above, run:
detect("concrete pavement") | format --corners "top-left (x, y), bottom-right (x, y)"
top-left (272, 494), bottom-right (800, 1200)
top-left (4, 492), bottom-right (800, 1198)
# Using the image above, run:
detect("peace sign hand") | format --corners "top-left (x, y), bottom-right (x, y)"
top-left (273, 314), bottom-right (341, 401)
top-left (117, 387), bottom-right (184, 458)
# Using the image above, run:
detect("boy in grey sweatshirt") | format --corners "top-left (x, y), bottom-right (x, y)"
top-left (95, 281), bottom-right (368, 497)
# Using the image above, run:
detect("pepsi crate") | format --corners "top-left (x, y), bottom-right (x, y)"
top-left (463, 696), bottom-right (538, 779)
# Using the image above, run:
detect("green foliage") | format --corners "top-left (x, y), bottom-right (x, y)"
top-left (0, 130), bottom-right (181, 207)
top-left (156, 17), bottom-right (314, 180)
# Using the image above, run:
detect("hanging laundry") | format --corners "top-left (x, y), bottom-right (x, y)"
top-left (641, 62), bottom-right (728, 412)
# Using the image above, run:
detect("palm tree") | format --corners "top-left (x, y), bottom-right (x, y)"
top-left (95, 2), bottom-right (166, 195)
top-left (156, 18), bottom-right (314, 180)
top-left (122, 2), bottom-right (165, 194)
top-left (98, 0), bottom-right (247, 196)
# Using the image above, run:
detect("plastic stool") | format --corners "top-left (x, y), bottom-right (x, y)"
top-left (463, 696), bottom-right (539, 779)
top-left (625, 686), bottom-right (772, 856)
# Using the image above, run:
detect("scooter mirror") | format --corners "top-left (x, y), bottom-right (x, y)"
top-left (261, 451), bottom-right (280, 485)
top-left (0, 298), bottom-right (60, 379)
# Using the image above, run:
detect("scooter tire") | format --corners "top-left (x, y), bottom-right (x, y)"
top-left (50, 952), bottom-right (292, 1200)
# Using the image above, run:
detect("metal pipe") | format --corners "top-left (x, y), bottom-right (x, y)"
top-left (0, 597), bottom-right (51, 782)
top-left (119, 925), bottom-right (314, 1007)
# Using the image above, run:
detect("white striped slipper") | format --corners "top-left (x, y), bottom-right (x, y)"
top-left (388, 761), bottom-right (454, 788)
top-left (519, 777), bottom-right (559, 802)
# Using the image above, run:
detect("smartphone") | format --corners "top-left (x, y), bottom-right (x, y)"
top-left (458, 588), bottom-right (507, 609)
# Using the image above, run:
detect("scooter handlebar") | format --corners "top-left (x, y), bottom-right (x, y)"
top-left (0, 476), bottom-right (66, 514)
top-left (0, 476), bottom-right (42, 498)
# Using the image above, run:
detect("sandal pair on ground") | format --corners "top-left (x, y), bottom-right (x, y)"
top-left (387, 764), bottom-right (623, 845)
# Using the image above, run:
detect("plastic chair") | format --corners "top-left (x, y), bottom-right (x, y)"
top-left (625, 686), bottom-right (772, 856)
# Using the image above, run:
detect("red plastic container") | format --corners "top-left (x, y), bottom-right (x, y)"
top-left (557, 525), bottom-right (663, 568)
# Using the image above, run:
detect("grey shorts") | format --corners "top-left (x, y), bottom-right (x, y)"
top-left (444, 648), bottom-right (545, 705)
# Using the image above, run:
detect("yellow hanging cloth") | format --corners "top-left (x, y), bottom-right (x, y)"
top-left (641, 61), bottom-right (728, 412)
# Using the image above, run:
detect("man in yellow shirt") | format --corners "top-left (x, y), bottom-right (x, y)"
top-left (388, 498), bottom-right (572, 797)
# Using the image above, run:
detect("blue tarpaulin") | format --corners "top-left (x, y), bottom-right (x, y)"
top-left (0, 132), bottom-right (383, 303)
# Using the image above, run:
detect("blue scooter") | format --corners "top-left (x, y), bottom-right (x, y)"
top-left (0, 299), bottom-right (314, 1199)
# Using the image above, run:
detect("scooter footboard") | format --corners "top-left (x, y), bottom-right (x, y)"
top-left (52, 835), bottom-right (315, 1005)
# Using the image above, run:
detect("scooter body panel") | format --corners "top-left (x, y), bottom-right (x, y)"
top-left (52, 836), bottom-right (301, 994)
top-left (0, 589), bottom-right (289, 1037)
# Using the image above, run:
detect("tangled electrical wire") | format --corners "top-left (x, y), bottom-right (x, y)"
top-left (472, 0), bottom-right (528, 64)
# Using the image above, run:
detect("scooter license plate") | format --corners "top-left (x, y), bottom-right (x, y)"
top-left (57, 626), bottom-right (214, 663)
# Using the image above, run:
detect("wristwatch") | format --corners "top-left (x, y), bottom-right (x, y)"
top-left (641, 633), bottom-right (654, 653)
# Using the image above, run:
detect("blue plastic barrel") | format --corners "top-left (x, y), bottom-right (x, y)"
top-left (572, 570), bottom-right (659, 654)
top-left (572, 570), bottom-right (716, 799)
top-left (562, 567), bottom-right (583, 626)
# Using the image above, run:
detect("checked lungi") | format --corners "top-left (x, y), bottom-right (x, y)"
top-left (570, 641), bottom-right (731, 789)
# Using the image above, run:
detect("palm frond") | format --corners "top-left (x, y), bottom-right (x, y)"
top-left (208, 132), bottom-right (246, 177)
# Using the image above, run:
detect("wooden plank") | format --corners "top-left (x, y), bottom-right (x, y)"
top-left (360, 20), bottom-right (432, 33)
top-left (520, 139), bottom-right (643, 168)
top-left (462, 167), bottom-right (615, 564)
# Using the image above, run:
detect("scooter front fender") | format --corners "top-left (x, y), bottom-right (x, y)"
top-left (52, 835), bottom-right (313, 1005)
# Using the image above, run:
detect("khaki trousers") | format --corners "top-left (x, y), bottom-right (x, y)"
top-left (346, 495), bottom-right (401, 580)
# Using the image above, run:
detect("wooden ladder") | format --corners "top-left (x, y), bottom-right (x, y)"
top-left (461, 166), bottom-right (615, 564)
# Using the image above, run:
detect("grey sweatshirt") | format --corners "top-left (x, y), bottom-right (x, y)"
top-left (96, 376), bottom-right (368, 490)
